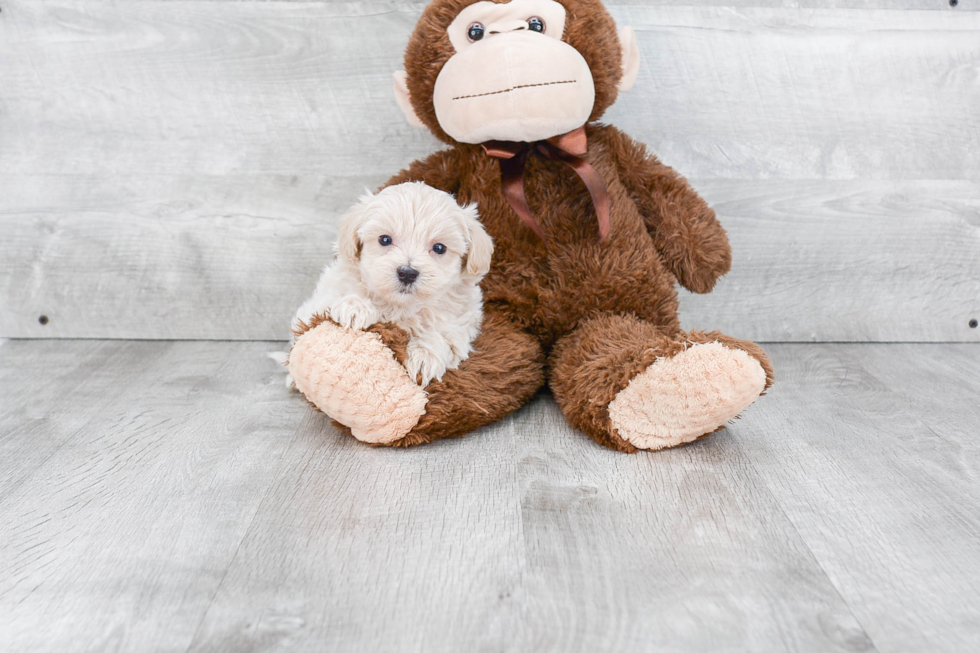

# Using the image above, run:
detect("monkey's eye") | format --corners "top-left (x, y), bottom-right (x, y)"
top-left (527, 17), bottom-right (545, 33)
top-left (467, 22), bottom-right (485, 42)
top-left (379, 235), bottom-right (393, 246)
top-left (432, 243), bottom-right (447, 255)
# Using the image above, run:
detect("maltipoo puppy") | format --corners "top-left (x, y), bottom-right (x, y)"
top-left (292, 182), bottom-right (493, 386)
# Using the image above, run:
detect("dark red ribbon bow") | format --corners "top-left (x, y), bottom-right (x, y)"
top-left (481, 126), bottom-right (610, 242)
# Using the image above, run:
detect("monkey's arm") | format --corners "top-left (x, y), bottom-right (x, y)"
top-left (596, 125), bottom-right (731, 294)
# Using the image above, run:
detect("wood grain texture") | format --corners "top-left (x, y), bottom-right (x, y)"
top-left (0, 340), bottom-right (170, 498)
top-left (2, 2), bottom-right (977, 179)
top-left (0, 341), bottom-right (871, 653)
top-left (2, 177), bottom-right (977, 341)
top-left (680, 180), bottom-right (980, 342)
top-left (186, 395), bottom-right (872, 653)
top-left (1, 1), bottom-right (979, 341)
top-left (0, 175), bottom-right (344, 340)
top-left (606, 5), bottom-right (980, 180)
top-left (740, 343), bottom-right (980, 653)
top-left (0, 340), bottom-right (307, 652)
top-left (3, 340), bottom-right (980, 651)
top-left (77, 0), bottom-right (980, 9)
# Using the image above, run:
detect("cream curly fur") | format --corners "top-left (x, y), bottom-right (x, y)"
top-left (292, 182), bottom-right (493, 387)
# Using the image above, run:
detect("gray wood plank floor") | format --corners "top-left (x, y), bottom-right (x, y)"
top-left (1, 339), bottom-right (978, 652)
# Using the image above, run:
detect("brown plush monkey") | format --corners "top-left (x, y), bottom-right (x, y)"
top-left (289, 0), bottom-right (774, 452)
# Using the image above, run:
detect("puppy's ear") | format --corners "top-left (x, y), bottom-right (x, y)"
top-left (335, 192), bottom-right (372, 264)
top-left (459, 203), bottom-right (493, 279)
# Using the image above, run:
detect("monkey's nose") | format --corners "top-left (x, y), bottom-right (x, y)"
top-left (397, 266), bottom-right (420, 285)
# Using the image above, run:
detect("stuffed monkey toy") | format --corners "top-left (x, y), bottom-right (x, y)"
top-left (289, 0), bottom-right (774, 452)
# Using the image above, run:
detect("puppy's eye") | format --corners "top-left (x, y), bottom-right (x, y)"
top-left (467, 22), bottom-right (485, 42)
top-left (527, 17), bottom-right (545, 33)
top-left (379, 235), bottom-right (392, 246)
top-left (432, 243), bottom-right (447, 255)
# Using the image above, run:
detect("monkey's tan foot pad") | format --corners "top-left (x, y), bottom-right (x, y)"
top-left (289, 321), bottom-right (427, 445)
top-left (607, 341), bottom-right (767, 451)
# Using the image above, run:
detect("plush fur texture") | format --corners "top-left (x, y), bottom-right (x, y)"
top-left (383, 125), bottom-right (726, 346)
top-left (294, 311), bottom-right (545, 446)
top-left (289, 315), bottom-right (427, 444)
top-left (378, 310), bottom-right (545, 447)
top-left (403, 0), bottom-right (624, 144)
top-left (290, 0), bottom-right (774, 451)
top-left (293, 182), bottom-right (492, 386)
top-left (432, 0), bottom-right (595, 143)
top-left (608, 342), bottom-right (768, 450)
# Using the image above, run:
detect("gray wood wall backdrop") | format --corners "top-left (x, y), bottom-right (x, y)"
top-left (0, 0), bottom-right (978, 341)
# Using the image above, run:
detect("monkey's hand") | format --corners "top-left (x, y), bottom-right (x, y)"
top-left (653, 204), bottom-right (732, 294)
top-left (597, 124), bottom-right (731, 293)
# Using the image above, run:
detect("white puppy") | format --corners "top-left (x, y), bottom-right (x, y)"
top-left (291, 182), bottom-right (493, 387)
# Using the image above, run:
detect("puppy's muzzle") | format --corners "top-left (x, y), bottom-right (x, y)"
top-left (397, 266), bottom-right (420, 285)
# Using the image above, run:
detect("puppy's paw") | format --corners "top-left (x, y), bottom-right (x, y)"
top-left (405, 340), bottom-right (451, 387)
top-left (330, 295), bottom-right (380, 331)
top-left (292, 296), bottom-right (332, 337)
top-left (447, 340), bottom-right (473, 370)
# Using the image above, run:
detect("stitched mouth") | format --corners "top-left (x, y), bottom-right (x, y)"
top-left (452, 79), bottom-right (576, 101)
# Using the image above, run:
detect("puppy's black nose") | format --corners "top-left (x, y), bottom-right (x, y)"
top-left (397, 266), bottom-right (419, 285)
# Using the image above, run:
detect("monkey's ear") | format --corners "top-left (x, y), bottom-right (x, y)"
top-left (459, 204), bottom-right (494, 280)
top-left (393, 71), bottom-right (426, 129)
top-left (618, 27), bottom-right (640, 92)
top-left (335, 194), bottom-right (371, 264)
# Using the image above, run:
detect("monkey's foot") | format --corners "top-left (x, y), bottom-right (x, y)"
top-left (289, 320), bottom-right (427, 444)
top-left (607, 341), bottom-right (767, 451)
